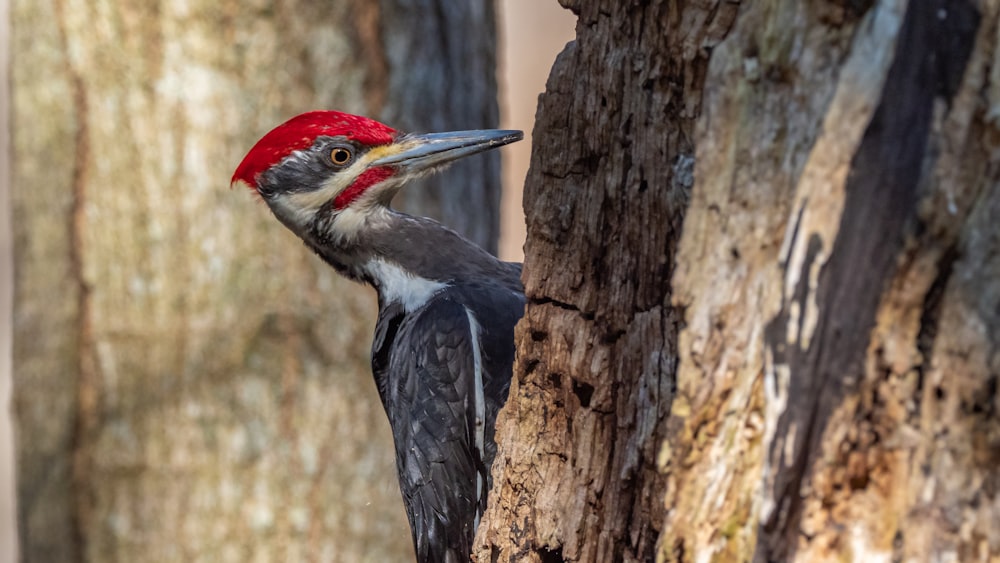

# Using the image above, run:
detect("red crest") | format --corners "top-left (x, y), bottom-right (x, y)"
top-left (231, 111), bottom-right (397, 188)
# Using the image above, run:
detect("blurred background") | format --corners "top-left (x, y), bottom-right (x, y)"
top-left (0, 1), bottom-right (573, 561)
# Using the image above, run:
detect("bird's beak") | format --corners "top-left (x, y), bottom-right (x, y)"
top-left (370, 129), bottom-right (523, 173)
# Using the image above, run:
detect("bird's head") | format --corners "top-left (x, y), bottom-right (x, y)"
top-left (232, 110), bottom-right (522, 242)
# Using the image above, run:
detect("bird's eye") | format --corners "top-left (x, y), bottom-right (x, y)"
top-left (330, 146), bottom-right (353, 167)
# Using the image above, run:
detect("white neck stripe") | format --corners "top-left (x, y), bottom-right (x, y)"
top-left (366, 259), bottom-right (447, 312)
top-left (464, 307), bottom-right (486, 528)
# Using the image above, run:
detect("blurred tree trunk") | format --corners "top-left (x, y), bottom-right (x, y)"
top-left (0, 0), bottom-right (16, 560)
top-left (478, 0), bottom-right (1000, 562)
top-left (381, 1), bottom-right (502, 250)
top-left (11, 1), bottom-right (498, 562)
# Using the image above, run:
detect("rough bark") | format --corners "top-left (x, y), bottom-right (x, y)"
top-left (11, 1), bottom-right (498, 561)
top-left (476, 1), bottom-right (738, 561)
top-left (478, 0), bottom-right (999, 561)
top-left (660, 0), bottom-right (1000, 560)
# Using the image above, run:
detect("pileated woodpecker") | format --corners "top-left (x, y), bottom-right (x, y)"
top-left (232, 111), bottom-right (524, 562)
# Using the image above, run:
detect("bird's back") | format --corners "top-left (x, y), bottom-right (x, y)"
top-left (371, 267), bottom-right (524, 562)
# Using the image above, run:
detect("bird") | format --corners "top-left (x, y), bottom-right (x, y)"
top-left (231, 111), bottom-right (525, 562)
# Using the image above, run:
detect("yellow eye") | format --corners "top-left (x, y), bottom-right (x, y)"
top-left (331, 147), bottom-right (353, 166)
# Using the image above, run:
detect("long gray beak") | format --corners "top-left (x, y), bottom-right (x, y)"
top-left (370, 129), bottom-right (523, 172)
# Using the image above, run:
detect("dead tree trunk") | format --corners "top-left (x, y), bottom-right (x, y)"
top-left (11, 1), bottom-right (498, 561)
top-left (479, 0), bottom-right (999, 562)
top-left (476, 1), bottom-right (737, 561)
top-left (661, 0), bottom-right (1000, 560)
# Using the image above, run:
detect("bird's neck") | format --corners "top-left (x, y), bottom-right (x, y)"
top-left (363, 257), bottom-right (450, 312)
top-left (306, 207), bottom-right (515, 312)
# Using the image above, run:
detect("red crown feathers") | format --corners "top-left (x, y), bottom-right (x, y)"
top-left (231, 111), bottom-right (397, 188)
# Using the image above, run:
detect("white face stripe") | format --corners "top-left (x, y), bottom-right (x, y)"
top-left (365, 259), bottom-right (448, 313)
top-left (464, 306), bottom-right (486, 527)
top-left (267, 144), bottom-right (402, 233)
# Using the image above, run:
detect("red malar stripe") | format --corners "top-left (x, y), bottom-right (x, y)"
top-left (333, 167), bottom-right (395, 210)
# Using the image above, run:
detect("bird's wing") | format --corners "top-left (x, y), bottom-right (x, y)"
top-left (381, 294), bottom-right (485, 563)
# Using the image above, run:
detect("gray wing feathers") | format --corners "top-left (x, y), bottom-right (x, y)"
top-left (386, 296), bottom-right (483, 562)
top-left (371, 280), bottom-right (523, 563)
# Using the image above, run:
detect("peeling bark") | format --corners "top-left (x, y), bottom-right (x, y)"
top-left (476, 1), bottom-right (738, 561)
top-left (476, 0), bottom-right (998, 561)
top-left (661, 0), bottom-right (1000, 560)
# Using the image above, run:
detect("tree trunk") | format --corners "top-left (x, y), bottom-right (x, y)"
top-left (381, 1), bottom-right (502, 253)
top-left (0, 0), bottom-right (17, 559)
top-left (479, 0), bottom-right (999, 562)
top-left (11, 1), bottom-right (498, 561)
top-left (476, 1), bottom-right (737, 561)
top-left (661, 0), bottom-right (1000, 560)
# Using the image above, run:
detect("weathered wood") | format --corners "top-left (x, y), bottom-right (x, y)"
top-left (476, 0), bottom-right (999, 561)
top-left (476, 1), bottom-right (738, 561)
top-left (661, 0), bottom-right (1000, 560)
top-left (11, 1), bottom-right (499, 561)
